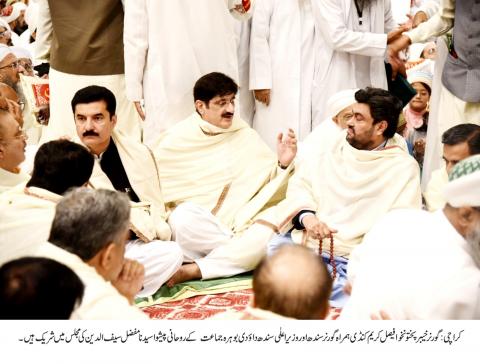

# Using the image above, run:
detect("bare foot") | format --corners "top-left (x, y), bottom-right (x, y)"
top-left (166, 263), bottom-right (202, 288)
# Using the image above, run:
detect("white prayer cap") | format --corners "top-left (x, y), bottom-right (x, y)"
top-left (1, 3), bottom-right (25, 24)
top-left (444, 154), bottom-right (480, 208)
top-left (25, 2), bottom-right (39, 32)
top-left (0, 44), bottom-right (13, 62)
top-left (326, 88), bottom-right (358, 118)
top-left (408, 69), bottom-right (433, 90)
top-left (9, 45), bottom-right (32, 60)
top-left (0, 18), bottom-right (12, 32)
top-left (408, 43), bottom-right (425, 60)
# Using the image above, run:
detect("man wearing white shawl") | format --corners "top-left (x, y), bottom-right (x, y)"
top-left (298, 88), bottom-right (357, 165)
top-left (154, 72), bottom-right (297, 285)
top-left (267, 87), bottom-right (421, 307)
top-left (0, 140), bottom-right (94, 267)
top-left (341, 154), bottom-right (480, 319)
top-left (72, 86), bottom-right (183, 297)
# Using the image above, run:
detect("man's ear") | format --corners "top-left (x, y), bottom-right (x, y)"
top-left (111, 114), bottom-right (117, 128)
top-left (376, 120), bottom-right (388, 136)
top-left (195, 100), bottom-right (206, 115)
top-left (98, 242), bottom-right (116, 271)
top-left (458, 206), bottom-right (476, 226)
top-left (0, 144), bottom-right (5, 161)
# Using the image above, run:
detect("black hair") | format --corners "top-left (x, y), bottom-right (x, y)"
top-left (193, 72), bottom-right (238, 106)
top-left (71, 85), bottom-right (117, 116)
top-left (354, 87), bottom-right (403, 138)
top-left (442, 123), bottom-right (480, 154)
top-left (0, 257), bottom-right (84, 319)
top-left (26, 140), bottom-right (94, 195)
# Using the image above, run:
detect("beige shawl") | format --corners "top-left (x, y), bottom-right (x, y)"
top-left (88, 130), bottom-right (171, 241)
top-left (265, 132), bottom-right (422, 257)
top-left (154, 112), bottom-right (293, 233)
top-left (0, 185), bottom-right (60, 265)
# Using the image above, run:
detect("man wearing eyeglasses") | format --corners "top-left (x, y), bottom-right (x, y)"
top-left (0, 109), bottom-right (28, 193)
top-left (0, 46), bottom-right (23, 90)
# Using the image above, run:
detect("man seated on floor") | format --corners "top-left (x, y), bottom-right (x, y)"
top-left (0, 140), bottom-right (94, 265)
top-left (36, 188), bottom-right (148, 319)
top-left (341, 155), bottom-right (480, 319)
top-left (0, 109), bottom-right (28, 193)
top-left (0, 257), bottom-right (85, 319)
top-left (72, 85), bottom-right (183, 296)
top-left (154, 72), bottom-right (297, 285)
top-left (424, 123), bottom-right (480, 211)
top-left (298, 88), bottom-right (357, 164)
top-left (266, 87), bottom-right (422, 308)
top-left (213, 245), bottom-right (332, 320)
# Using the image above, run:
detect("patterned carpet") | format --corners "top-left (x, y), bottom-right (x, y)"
top-left (142, 289), bottom-right (253, 320)
top-left (141, 289), bottom-right (342, 320)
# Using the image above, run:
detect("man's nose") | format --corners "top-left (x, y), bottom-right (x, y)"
top-left (226, 102), bottom-right (234, 113)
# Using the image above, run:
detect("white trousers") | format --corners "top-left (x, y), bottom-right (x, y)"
top-left (168, 202), bottom-right (274, 280)
top-left (40, 68), bottom-right (142, 145)
top-left (125, 239), bottom-right (183, 297)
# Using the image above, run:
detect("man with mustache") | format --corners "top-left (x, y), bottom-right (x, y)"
top-left (267, 87), bottom-right (421, 308)
top-left (73, 85), bottom-right (183, 298)
top-left (154, 72), bottom-right (297, 285)
top-left (341, 155), bottom-right (480, 319)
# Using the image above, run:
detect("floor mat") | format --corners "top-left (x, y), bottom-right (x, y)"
top-left (142, 289), bottom-right (253, 320)
top-left (142, 289), bottom-right (342, 320)
top-left (135, 273), bottom-right (252, 308)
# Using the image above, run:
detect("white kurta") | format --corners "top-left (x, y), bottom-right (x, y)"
top-left (341, 209), bottom-right (480, 319)
top-left (123, 0), bottom-right (252, 146)
top-left (35, 242), bottom-right (148, 320)
top-left (250, 0), bottom-right (315, 149)
top-left (311, 0), bottom-right (396, 127)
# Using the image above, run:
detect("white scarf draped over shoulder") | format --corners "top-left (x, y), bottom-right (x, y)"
top-left (88, 130), bottom-right (171, 242)
top-left (0, 167), bottom-right (30, 194)
top-left (265, 131), bottom-right (422, 257)
top-left (154, 112), bottom-right (293, 232)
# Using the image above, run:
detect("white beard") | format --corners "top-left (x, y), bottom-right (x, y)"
top-left (466, 218), bottom-right (480, 267)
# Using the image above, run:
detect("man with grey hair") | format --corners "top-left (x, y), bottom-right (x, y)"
top-left (341, 154), bottom-right (480, 319)
top-left (35, 188), bottom-right (147, 319)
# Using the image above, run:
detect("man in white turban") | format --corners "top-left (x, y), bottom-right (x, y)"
top-left (341, 154), bottom-right (480, 319)
top-left (298, 88), bottom-right (357, 164)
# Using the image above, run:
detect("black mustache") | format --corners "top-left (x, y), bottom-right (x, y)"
top-left (83, 130), bottom-right (99, 137)
top-left (222, 112), bottom-right (234, 118)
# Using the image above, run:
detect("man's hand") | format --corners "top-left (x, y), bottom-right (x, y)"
top-left (387, 34), bottom-right (411, 80)
top-left (254, 89), bottom-right (271, 106)
top-left (276, 128), bottom-right (297, 168)
top-left (414, 138), bottom-right (426, 156)
top-left (112, 259), bottom-right (145, 304)
top-left (387, 24), bottom-right (409, 44)
top-left (134, 101), bottom-right (146, 121)
top-left (302, 215), bottom-right (338, 241)
top-left (412, 11), bottom-right (428, 29)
